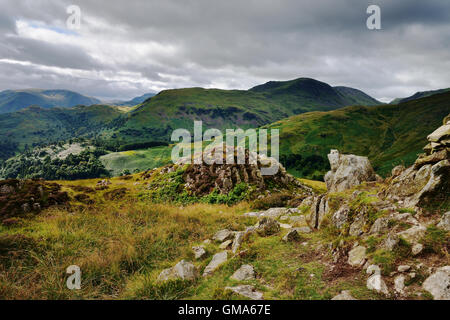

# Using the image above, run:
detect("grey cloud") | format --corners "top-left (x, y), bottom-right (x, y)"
top-left (0, 0), bottom-right (449, 101)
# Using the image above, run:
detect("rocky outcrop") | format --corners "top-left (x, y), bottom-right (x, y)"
top-left (385, 119), bottom-right (450, 209)
top-left (255, 218), bottom-right (280, 236)
top-left (172, 145), bottom-right (310, 196)
top-left (324, 149), bottom-right (377, 192)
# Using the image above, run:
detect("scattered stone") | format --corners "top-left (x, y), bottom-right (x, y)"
top-left (158, 260), bottom-right (198, 281)
top-left (256, 218), bottom-right (280, 236)
top-left (231, 231), bottom-right (245, 254)
top-left (397, 265), bottom-right (411, 272)
top-left (219, 240), bottom-right (232, 250)
top-left (225, 285), bottom-right (263, 300)
top-left (192, 246), bottom-right (206, 260)
top-left (282, 229), bottom-right (302, 242)
top-left (280, 223), bottom-right (292, 229)
top-left (366, 267), bottom-right (389, 296)
top-left (422, 266), bottom-right (450, 300)
top-left (231, 264), bottom-right (255, 281)
top-left (348, 246), bottom-right (367, 267)
top-left (203, 239), bottom-right (211, 244)
top-left (203, 251), bottom-right (228, 277)
top-left (382, 232), bottom-right (399, 251)
top-left (437, 211), bottom-right (450, 231)
top-left (295, 226), bottom-right (312, 233)
top-left (349, 213), bottom-right (367, 237)
top-left (331, 290), bottom-right (357, 300)
top-left (213, 229), bottom-right (235, 242)
top-left (288, 215), bottom-right (307, 225)
top-left (21, 203), bottom-right (30, 213)
top-left (332, 205), bottom-right (349, 230)
top-left (394, 275), bottom-right (406, 296)
top-left (412, 243), bottom-right (423, 256)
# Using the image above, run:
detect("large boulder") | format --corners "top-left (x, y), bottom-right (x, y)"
top-left (422, 266), bottom-right (450, 300)
top-left (324, 150), bottom-right (377, 192)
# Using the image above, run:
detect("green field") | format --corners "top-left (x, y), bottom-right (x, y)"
top-left (100, 146), bottom-right (173, 176)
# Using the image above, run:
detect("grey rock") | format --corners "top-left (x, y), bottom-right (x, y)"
top-left (158, 260), bottom-right (198, 281)
top-left (256, 218), bottom-right (280, 236)
top-left (332, 205), bottom-right (349, 230)
top-left (203, 251), bottom-right (228, 277)
top-left (394, 275), bottom-right (406, 296)
top-left (219, 240), bottom-right (232, 250)
top-left (295, 226), bottom-right (312, 233)
top-left (282, 229), bottom-right (302, 242)
top-left (397, 265), bottom-right (411, 272)
top-left (412, 243), bottom-right (424, 256)
top-left (437, 212), bottom-right (450, 231)
top-left (331, 290), bottom-right (357, 300)
top-left (192, 246), bottom-right (206, 260)
top-left (213, 229), bottom-right (235, 242)
top-left (370, 217), bottom-right (389, 234)
top-left (422, 266), bottom-right (450, 300)
top-left (349, 213), bottom-right (367, 237)
top-left (231, 264), bottom-right (255, 281)
top-left (232, 231), bottom-right (245, 254)
top-left (348, 246), bottom-right (367, 267)
top-left (225, 285), bottom-right (263, 300)
top-left (396, 225), bottom-right (426, 244)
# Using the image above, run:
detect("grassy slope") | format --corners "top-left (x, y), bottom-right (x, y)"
top-left (267, 91), bottom-right (450, 178)
top-left (100, 146), bottom-right (173, 176)
top-left (0, 175), bottom-right (381, 300)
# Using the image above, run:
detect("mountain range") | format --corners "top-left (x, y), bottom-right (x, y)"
top-left (0, 89), bottom-right (102, 114)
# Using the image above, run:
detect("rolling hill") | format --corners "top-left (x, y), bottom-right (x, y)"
top-left (112, 92), bottom-right (157, 106)
top-left (110, 78), bottom-right (382, 143)
top-left (390, 88), bottom-right (450, 104)
top-left (0, 89), bottom-right (101, 114)
top-left (267, 91), bottom-right (450, 179)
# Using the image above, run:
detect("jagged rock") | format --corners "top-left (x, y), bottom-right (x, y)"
top-left (213, 229), bottom-right (235, 242)
top-left (412, 243), bottom-right (424, 256)
top-left (427, 122), bottom-right (450, 143)
top-left (331, 290), bottom-right (357, 300)
top-left (396, 225), bottom-right (426, 244)
top-left (348, 246), bottom-right (367, 267)
top-left (232, 231), bottom-right (245, 254)
top-left (203, 251), bottom-right (227, 277)
top-left (349, 213), bottom-right (368, 237)
top-left (158, 260), bottom-right (198, 281)
top-left (282, 229), bottom-right (302, 242)
top-left (324, 149), bottom-right (376, 193)
top-left (394, 275), bottom-right (406, 296)
top-left (219, 240), bottom-right (232, 250)
top-left (308, 195), bottom-right (329, 229)
top-left (414, 149), bottom-right (448, 169)
top-left (256, 218), bottom-right (280, 236)
top-left (366, 265), bottom-right (389, 296)
top-left (225, 285), bottom-right (263, 300)
top-left (231, 264), bottom-right (255, 281)
top-left (437, 212), bottom-right (450, 231)
top-left (332, 205), bottom-right (349, 230)
top-left (391, 165), bottom-right (405, 177)
top-left (192, 246), bottom-right (206, 260)
top-left (370, 217), bottom-right (389, 234)
top-left (397, 265), bottom-right (411, 272)
top-left (422, 266), bottom-right (450, 300)
top-left (382, 232), bottom-right (400, 251)
top-left (390, 212), bottom-right (419, 225)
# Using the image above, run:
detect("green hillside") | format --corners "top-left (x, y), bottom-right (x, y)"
top-left (390, 88), bottom-right (450, 104)
top-left (110, 78), bottom-right (381, 144)
top-left (0, 105), bottom-right (123, 152)
top-left (267, 91), bottom-right (450, 179)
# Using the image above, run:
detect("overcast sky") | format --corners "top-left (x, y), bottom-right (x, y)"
top-left (0, 0), bottom-right (449, 102)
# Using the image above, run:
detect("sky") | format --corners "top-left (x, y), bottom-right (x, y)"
top-left (0, 0), bottom-right (449, 102)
